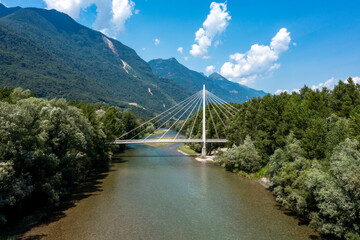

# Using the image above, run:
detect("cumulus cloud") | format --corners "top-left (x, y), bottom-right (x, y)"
top-left (190, 2), bottom-right (231, 57)
top-left (274, 89), bottom-right (299, 95)
top-left (184, 56), bottom-right (189, 61)
top-left (220, 28), bottom-right (291, 85)
top-left (43, 0), bottom-right (135, 37)
top-left (154, 38), bottom-right (160, 45)
top-left (205, 65), bottom-right (215, 75)
top-left (275, 77), bottom-right (339, 95)
top-left (274, 89), bottom-right (287, 95)
top-left (311, 77), bottom-right (336, 90)
top-left (177, 47), bottom-right (183, 54)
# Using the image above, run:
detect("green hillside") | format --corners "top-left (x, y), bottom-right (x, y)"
top-left (0, 4), bottom-right (191, 115)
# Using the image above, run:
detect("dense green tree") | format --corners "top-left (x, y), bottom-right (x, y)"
top-left (0, 88), bottom-right (141, 226)
top-left (215, 135), bottom-right (261, 173)
top-left (306, 139), bottom-right (360, 239)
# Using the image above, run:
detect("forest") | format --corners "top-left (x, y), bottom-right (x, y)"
top-left (180, 78), bottom-right (360, 240)
top-left (0, 87), bottom-right (144, 227)
top-left (1, 78), bottom-right (360, 239)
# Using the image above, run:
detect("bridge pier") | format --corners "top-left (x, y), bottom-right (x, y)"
top-left (201, 145), bottom-right (206, 157)
top-left (202, 84), bottom-right (206, 158)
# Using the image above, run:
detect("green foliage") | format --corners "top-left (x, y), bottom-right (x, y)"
top-left (215, 135), bottom-right (262, 173)
top-left (0, 89), bottom-right (140, 226)
top-left (306, 139), bottom-right (360, 238)
top-left (266, 133), bottom-right (310, 215)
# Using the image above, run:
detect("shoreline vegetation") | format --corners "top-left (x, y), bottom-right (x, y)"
top-left (0, 87), bottom-right (149, 237)
top-left (174, 78), bottom-right (360, 240)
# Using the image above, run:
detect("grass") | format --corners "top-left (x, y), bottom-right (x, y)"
top-left (145, 129), bottom-right (166, 136)
top-left (145, 142), bottom-right (175, 147)
top-left (177, 145), bottom-right (200, 155)
top-left (227, 165), bottom-right (268, 180)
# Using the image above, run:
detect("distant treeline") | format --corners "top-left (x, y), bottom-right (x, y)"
top-left (182, 78), bottom-right (360, 239)
top-left (0, 87), bottom-right (146, 227)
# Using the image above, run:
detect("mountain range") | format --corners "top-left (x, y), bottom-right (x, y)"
top-left (149, 58), bottom-right (266, 103)
top-left (0, 3), bottom-right (266, 116)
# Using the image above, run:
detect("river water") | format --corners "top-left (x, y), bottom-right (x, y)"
top-left (22, 142), bottom-right (320, 240)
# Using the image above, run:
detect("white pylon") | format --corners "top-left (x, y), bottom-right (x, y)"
top-left (201, 84), bottom-right (206, 157)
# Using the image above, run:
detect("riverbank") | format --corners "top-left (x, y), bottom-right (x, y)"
top-left (176, 145), bottom-right (270, 183)
top-left (176, 145), bottom-right (216, 163)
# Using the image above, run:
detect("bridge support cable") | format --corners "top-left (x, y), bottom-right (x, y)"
top-left (159, 95), bottom-right (202, 140)
top-left (207, 95), bottom-right (231, 121)
top-left (207, 93), bottom-right (238, 115)
top-left (143, 94), bottom-right (201, 142)
top-left (117, 90), bottom-right (202, 140)
top-left (206, 96), bottom-right (220, 139)
top-left (206, 90), bottom-right (238, 113)
top-left (120, 91), bottom-right (201, 142)
top-left (206, 95), bottom-right (226, 128)
top-left (206, 91), bottom-right (239, 113)
top-left (174, 96), bottom-right (202, 140)
top-left (207, 95), bottom-right (237, 122)
top-left (206, 92), bottom-right (235, 117)
top-left (188, 96), bottom-right (203, 139)
top-left (113, 85), bottom-right (236, 150)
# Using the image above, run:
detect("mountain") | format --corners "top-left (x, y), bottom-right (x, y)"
top-left (148, 58), bottom-right (267, 103)
top-left (0, 4), bottom-right (191, 116)
top-left (208, 72), bottom-right (267, 100)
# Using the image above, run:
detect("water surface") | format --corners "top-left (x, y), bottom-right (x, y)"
top-left (22, 143), bottom-right (320, 240)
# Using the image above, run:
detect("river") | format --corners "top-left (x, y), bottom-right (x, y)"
top-left (22, 141), bottom-right (320, 240)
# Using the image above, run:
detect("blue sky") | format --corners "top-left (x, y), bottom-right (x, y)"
top-left (1, 0), bottom-right (360, 93)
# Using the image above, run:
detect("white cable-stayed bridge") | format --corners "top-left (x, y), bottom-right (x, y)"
top-left (113, 85), bottom-right (238, 157)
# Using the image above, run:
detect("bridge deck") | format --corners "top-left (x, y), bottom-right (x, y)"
top-left (113, 139), bottom-right (228, 144)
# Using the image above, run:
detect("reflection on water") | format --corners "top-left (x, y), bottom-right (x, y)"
top-left (21, 141), bottom-right (321, 240)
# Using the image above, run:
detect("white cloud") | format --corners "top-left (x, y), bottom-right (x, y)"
top-left (293, 42), bottom-right (297, 46)
top-left (154, 38), bottom-right (160, 45)
top-left (177, 47), bottom-right (183, 54)
top-left (220, 28), bottom-right (291, 85)
top-left (184, 56), bottom-right (189, 61)
top-left (347, 76), bottom-right (360, 84)
top-left (142, 47), bottom-right (146, 51)
top-left (134, 9), bottom-right (140, 14)
top-left (277, 77), bottom-right (339, 95)
top-left (311, 77), bottom-right (336, 90)
top-left (190, 2), bottom-right (231, 57)
top-left (202, 55), bottom-right (211, 59)
top-left (270, 28), bottom-right (291, 53)
top-left (205, 65), bottom-right (215, 75)
top-left (274, 89), bottom-right (300, 95)
top-left (43, 0), bottom-right (135, 37)
top-left (274, 89), bottom-right (288, 95)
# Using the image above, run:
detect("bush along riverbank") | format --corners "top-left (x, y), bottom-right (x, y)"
top-left (0, 87), bottom-right (146, 230)
top-left (180, 78), bottom-right (360, 240)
